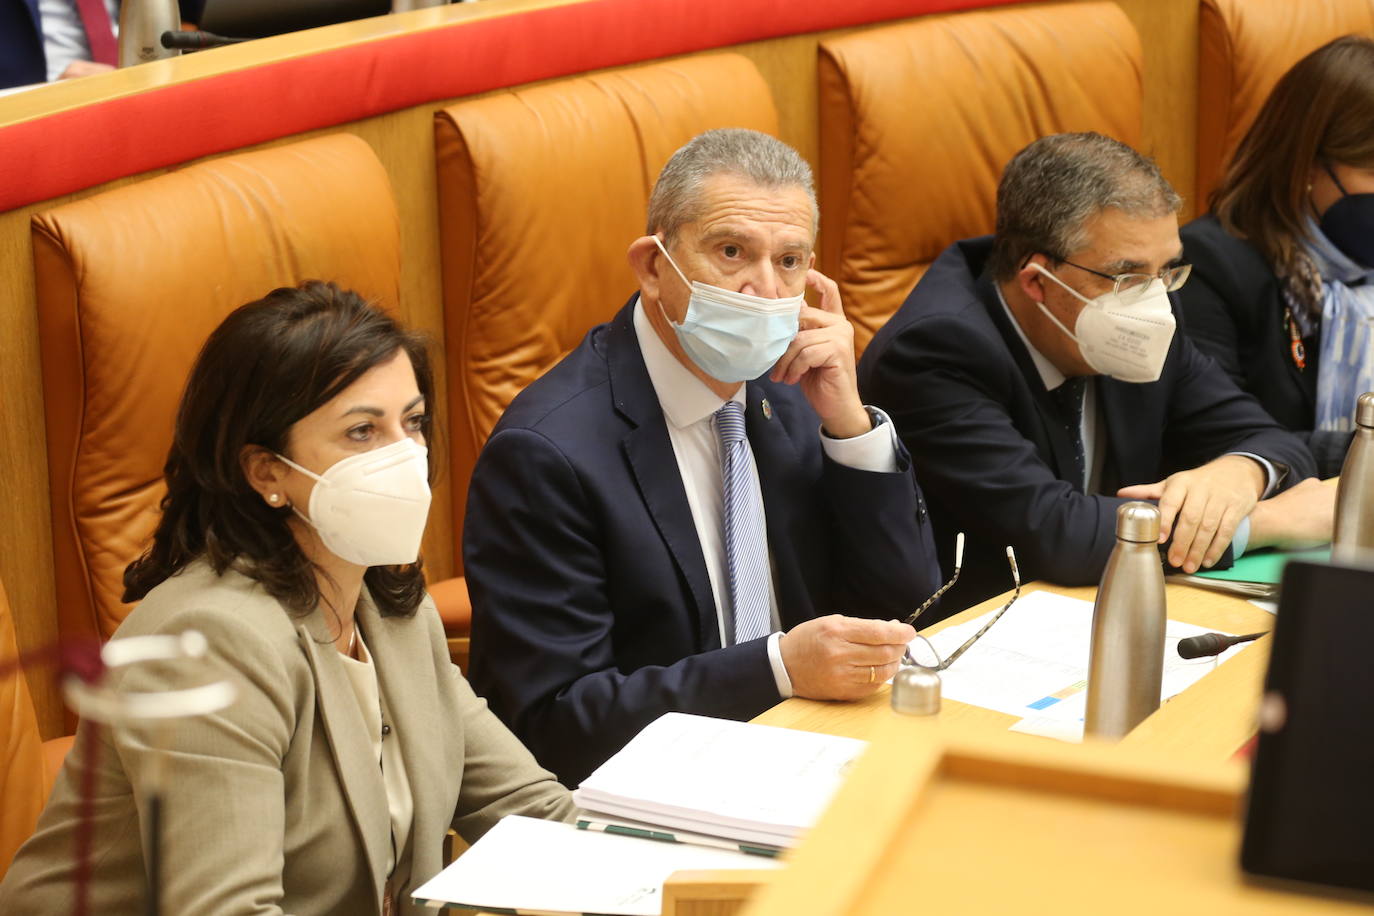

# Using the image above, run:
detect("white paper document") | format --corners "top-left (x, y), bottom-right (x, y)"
top-left (906, 590), bottom-right (1247, 741)
top-left (573, 712), bottom-right (867, 848)
top-left (412, 815), bottom-right (779, 915)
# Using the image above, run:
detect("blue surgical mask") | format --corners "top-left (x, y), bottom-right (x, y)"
top-left (652, 236), bottom-right (803, 383)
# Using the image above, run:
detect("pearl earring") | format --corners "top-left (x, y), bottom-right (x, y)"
top-left (268, 493), bottom-right (280, 505)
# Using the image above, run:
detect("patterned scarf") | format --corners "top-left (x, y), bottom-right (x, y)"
top-left (1302, 219), bottom-right (1374, 432)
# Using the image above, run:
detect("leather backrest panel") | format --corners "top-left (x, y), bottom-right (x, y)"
top-left (817, 2), bottom-right (1143, 354)
top-left (33, 134), bottom-right (401, 642)
top-left (0, 577), bottom-right (45, 879)
top-left (1196, 0), bottom-right (1374, 207)
top-left (435, 54), bottom-right (778, 569)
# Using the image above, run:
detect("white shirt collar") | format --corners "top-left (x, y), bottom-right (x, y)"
top-left (633, 295), bottom-right (745, 428)
top-left (995, 282), bottom-right (1068, 391)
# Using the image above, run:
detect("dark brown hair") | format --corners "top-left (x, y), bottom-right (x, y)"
top-left (990, 132), bottom-right (1180, 281)
top-left (1211, 35), bottom-right (1374, 313)
top-left (123, 281), bottom-right (436, 620)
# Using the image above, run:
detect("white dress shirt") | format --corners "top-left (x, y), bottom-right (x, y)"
top-left (633, 298), bottom-right (901, 698)
top-left (39, 0), bottom-right (119, 81)
top-left (995, 286), bottom-right (1275, 556)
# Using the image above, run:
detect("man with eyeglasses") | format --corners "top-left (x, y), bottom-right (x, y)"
top-left (859, 132), bottom-right (1334, 612)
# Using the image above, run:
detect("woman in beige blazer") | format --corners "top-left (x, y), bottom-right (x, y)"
top-left (0, 282), bottom-right (576, 915)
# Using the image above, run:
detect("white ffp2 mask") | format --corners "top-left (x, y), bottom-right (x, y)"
top-left (652, 236), bottom-right (803, 383)
top-left (1032, 264), bottom-right (1177, 383)
top-left (276, 437), bottom-right (431, 567)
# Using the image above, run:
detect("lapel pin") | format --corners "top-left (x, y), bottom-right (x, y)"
top-left (761, 398), bottom-right (773, 420)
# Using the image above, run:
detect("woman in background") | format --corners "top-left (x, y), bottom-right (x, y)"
top-left (0, 282), bottom-right (574, 915)
top-left (1179, 35), bottom-right (1374, 477)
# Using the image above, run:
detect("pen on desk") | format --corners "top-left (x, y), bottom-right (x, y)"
top-left (575, 819), bottom-right (780, 858)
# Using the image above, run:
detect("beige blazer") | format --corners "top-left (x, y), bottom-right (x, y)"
top-left (0, 560), bottom-right (575, 915)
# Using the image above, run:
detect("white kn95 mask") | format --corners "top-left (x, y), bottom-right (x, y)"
top-left (1032, 264), bottom-right (1177, 383)
top-left (275, 437), bottom-right (432, 567)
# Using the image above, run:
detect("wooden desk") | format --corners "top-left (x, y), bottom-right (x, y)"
top-left (737, 719), bottom-right (1373, 916)
top-left (660, 579), bottom-right (1295, 916)
top-left (753, 580), bottom-right (1274, 761)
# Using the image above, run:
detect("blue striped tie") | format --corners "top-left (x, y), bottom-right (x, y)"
top-left (715, 402), bottom-right (771, 645)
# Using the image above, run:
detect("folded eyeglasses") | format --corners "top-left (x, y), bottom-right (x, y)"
top-left (902, 535), bottom-right (1021, 672)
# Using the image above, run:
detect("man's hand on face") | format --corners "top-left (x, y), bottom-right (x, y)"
top-left (1116, 454), bottom-right (1266, 572)
top-left (778, 615), bottom-right (916, 701)
top-left (769, 270), bottom-right (871, 439)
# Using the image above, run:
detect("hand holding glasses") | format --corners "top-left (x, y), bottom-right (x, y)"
top-left (903, 544), bottom-right (1021, 672)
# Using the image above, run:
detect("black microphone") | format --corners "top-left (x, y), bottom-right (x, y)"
top-left (1177, 631), bottom-right (1267, 659)
top-left (160, 30), bottom-right (248, 50)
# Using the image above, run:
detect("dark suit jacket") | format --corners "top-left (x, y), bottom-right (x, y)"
top-left (1, 0), bottom-right (205, 89)
top-left (465, 297), bottom-right (941, 786)
top-left (858, 237), bottom-right (1317, 612)
top-left (1179, 214), bottom-right (1350, 477)
top-left (0, 0), bottom-right (46, 89)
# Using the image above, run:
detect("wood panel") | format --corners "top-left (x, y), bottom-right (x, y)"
top-left (0, 0), bottom-right (1202, 739)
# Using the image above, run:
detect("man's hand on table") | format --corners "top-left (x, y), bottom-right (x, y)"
top-left (780, 615), bottom-right (915, 700)
top-left (1117, 454), bottom-right (1266, 572)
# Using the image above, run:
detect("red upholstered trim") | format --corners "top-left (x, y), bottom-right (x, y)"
top-left (0, 0), bottom-right (1025, 212)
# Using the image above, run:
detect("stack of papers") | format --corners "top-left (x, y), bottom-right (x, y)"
top-left (573, 712), bottom-right (868, 851)
top-left (414, 714), bottom-right (858, 914)
top-left (911, 590), bottom-right (1250, 742)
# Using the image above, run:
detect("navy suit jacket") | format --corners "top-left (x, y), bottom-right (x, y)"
top-left (858, 237), bottom-right (1317, 612)
top-left (1, 0), bottom-right (47, 89)
top-left (1, 0), bottom-right (205, 89)
top-left (466, 297), bottom-right (941, 786)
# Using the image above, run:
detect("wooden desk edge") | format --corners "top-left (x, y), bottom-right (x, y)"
top-left (663, 869), bottom-right (775, 916)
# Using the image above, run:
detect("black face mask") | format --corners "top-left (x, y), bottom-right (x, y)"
top-left (1319, 163), bottom-right (1374, 269)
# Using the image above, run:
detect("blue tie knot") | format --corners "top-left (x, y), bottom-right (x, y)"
top-left (715, 401), bottom-right (747, 445)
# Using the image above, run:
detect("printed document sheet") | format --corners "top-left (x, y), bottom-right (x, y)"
top-left (906, 590), bottom-right (1246, 740)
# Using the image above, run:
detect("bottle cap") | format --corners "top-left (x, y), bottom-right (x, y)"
top-left (1357, 392), bottom-right (1374, 429)
top-left (1116, 500), bottom-right (1160, 543)
top-left (891, 665), bottom-right (941, 716)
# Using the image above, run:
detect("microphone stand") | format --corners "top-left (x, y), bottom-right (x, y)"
top-left (63, 631), bottom-right (236, 916)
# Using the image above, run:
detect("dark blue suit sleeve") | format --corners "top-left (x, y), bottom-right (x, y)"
top-left (864, 320), bottom-right (1126, 586)
top-left (1162, 336), bottom-right (1317, 485)
top-left (465, 427), bottom-right (783, 787)
top-left (816, 447), bottom-right (943, 616)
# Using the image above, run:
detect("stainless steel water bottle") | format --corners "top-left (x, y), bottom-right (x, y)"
top-left (1333, 392), bottom-right (1374, 563)
top-left (118, 0), bottom-right (181, 67)
top-left (1085, 501), bottom-right (1166, 739)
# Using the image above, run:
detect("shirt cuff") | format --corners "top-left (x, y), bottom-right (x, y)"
top-left (1227, 452), bottom-right (1280, 498)
top-left (818, 406), bottom-right (900, 473)
top-left (767, 631), bottom-right (794, 699)
top-left (1232, 516), bottom-right (1251, 559)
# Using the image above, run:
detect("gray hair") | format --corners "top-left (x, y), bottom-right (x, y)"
top-left (989, 132), bottom-right (1182, 280)
top-left (646, 128), bottom-right (818, 242)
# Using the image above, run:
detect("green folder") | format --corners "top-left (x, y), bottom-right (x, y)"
top-left (1191, 546), bottom-right (1332, 585)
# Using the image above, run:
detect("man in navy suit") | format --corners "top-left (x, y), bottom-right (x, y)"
top-left (859, 132), bottom-right (1334, 612)
top-left (1, 0), bottom-right (204, 89)
top-left (465, 129), bottom-right (942, 785)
